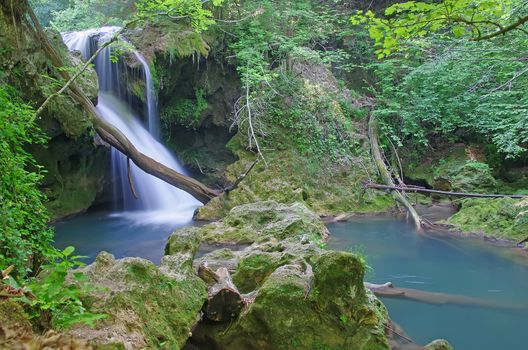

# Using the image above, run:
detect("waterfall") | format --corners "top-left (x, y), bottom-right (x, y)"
top-left (62, 27), bottom-right (201, 223)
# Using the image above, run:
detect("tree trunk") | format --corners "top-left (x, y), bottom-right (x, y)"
top-left (365, 282), bottom-right (519, 310)
top-left (199, 262), bottom-right (243, 322)
top-left (368, 114), bottom-right (425, 231)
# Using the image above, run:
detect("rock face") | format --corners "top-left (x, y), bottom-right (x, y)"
top-left (172, 201), bottom-right (391, 350)
top-left (70, 252), bottom-right (207, 350)
top-left (126, 24), bottom-right (240, 185)
top-left (0, 6), bottom-right (109, 219)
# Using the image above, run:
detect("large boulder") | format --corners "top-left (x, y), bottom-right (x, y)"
top-left (186, 201), bottom-right (391, 350)
top-left (69, 252), bottom-right (207, 349)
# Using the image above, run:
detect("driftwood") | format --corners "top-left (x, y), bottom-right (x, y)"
top-left (199, 263), bottom-right (243, 322)
top-left (366, 183), bottom-right (527, 199)
top-left (368, 115), bottom-right (426, 231)
top-left (365, 282), bottom-right (520, 311)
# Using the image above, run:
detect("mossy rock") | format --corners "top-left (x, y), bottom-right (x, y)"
top-left (71, 252), bottom-right (207, 349)
top-left (199, 201), bottom-right (328, 245)
top-left (231, 241), bottom-right (321, 294)
top-left (434, 160), bottom-right (497, 193)
top-left (196, 132), bottom-right (394, 221)
top-left (447, 198), bottom-right (527, 240)
top-left (211, 252), bottom-right (390, 350)
top-left (0, 300), bottom-right (99, 349)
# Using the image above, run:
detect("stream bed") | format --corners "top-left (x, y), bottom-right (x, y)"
top-left (328, 218), bottom-right (528, 350)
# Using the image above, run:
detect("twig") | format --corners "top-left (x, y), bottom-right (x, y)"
top-left (224, 158), bottom-right (259, 193)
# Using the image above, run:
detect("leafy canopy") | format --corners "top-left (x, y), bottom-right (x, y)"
top-left (351, 0), bottom-right (525, 58)
top-left (371, 33), bottom-right (528, 159)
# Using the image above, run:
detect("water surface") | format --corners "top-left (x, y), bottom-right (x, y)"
top-left (54, 208), bottom-right (197, 264)
top-left (328, 218), bottom-right (528, 350)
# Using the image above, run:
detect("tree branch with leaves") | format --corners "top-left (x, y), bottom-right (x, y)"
top-left (351, 0), bottom-right (528, 58)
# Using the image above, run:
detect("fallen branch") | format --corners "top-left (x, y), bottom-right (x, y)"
top-left (365, 282), bottom-right (522, 311)
top-left (224, 158), bottom-right (259, 193)
top-left (365, 183), bottom-right (526, 199)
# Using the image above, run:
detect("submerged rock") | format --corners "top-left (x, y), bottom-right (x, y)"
top-left (70, 252), bottom-right (207, 350)
top-left (424, 339), bottom-right (454, 350)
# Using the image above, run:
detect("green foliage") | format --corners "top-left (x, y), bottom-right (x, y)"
top-left (161, 88), bottom-right (208, 130)
top-left (0, 85), bottom-right (53, 277)
top-left (12, 247), bottom-right (106, 330)
top-left (29, 0), bottom-right (71, 27)
top-left (136, 0), bottom-right (225, 32)
top-left (370, 33), bottom-right (528, 159)
top-left (225, 0), bottom-right (362, 162)
top-left (35, 0), bottom-right (132, 31)
top-left (351, 0), bottom-right (522, 58)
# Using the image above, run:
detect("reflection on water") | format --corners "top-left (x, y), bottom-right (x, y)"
top-left (328, 218), bottom-right (528, 350)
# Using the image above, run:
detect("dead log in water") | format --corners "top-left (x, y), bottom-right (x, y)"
top-left (365, 282), bottom-right (520, 311)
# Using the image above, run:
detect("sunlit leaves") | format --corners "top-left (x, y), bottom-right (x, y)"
top-left (372, 33), bottom-right (528, 159)
top-left (351, 0), bottom-right (520, 58)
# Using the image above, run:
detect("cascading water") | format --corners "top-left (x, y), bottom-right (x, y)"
top-left (62, 27), bottom-right (201, 223)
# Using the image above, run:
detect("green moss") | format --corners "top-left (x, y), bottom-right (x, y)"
top-left (165, 226), bottom-right (202, 255)
top-left (197, 134), bottom-right (393, 220)
top-left (447, 198), bottom-right (527, 240)
top-left (161, 88), bottom-right (208, 130)
top-left (79, 253), bottom-right (207, 349)
top-left (212, 252), bottom-right (389, 350)
top-left (233, 253), bottom-right (285, 293)
top-left (200, 201), bottom-right (328, 245)
top-left (0, 300), bottom-right (32, 333)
